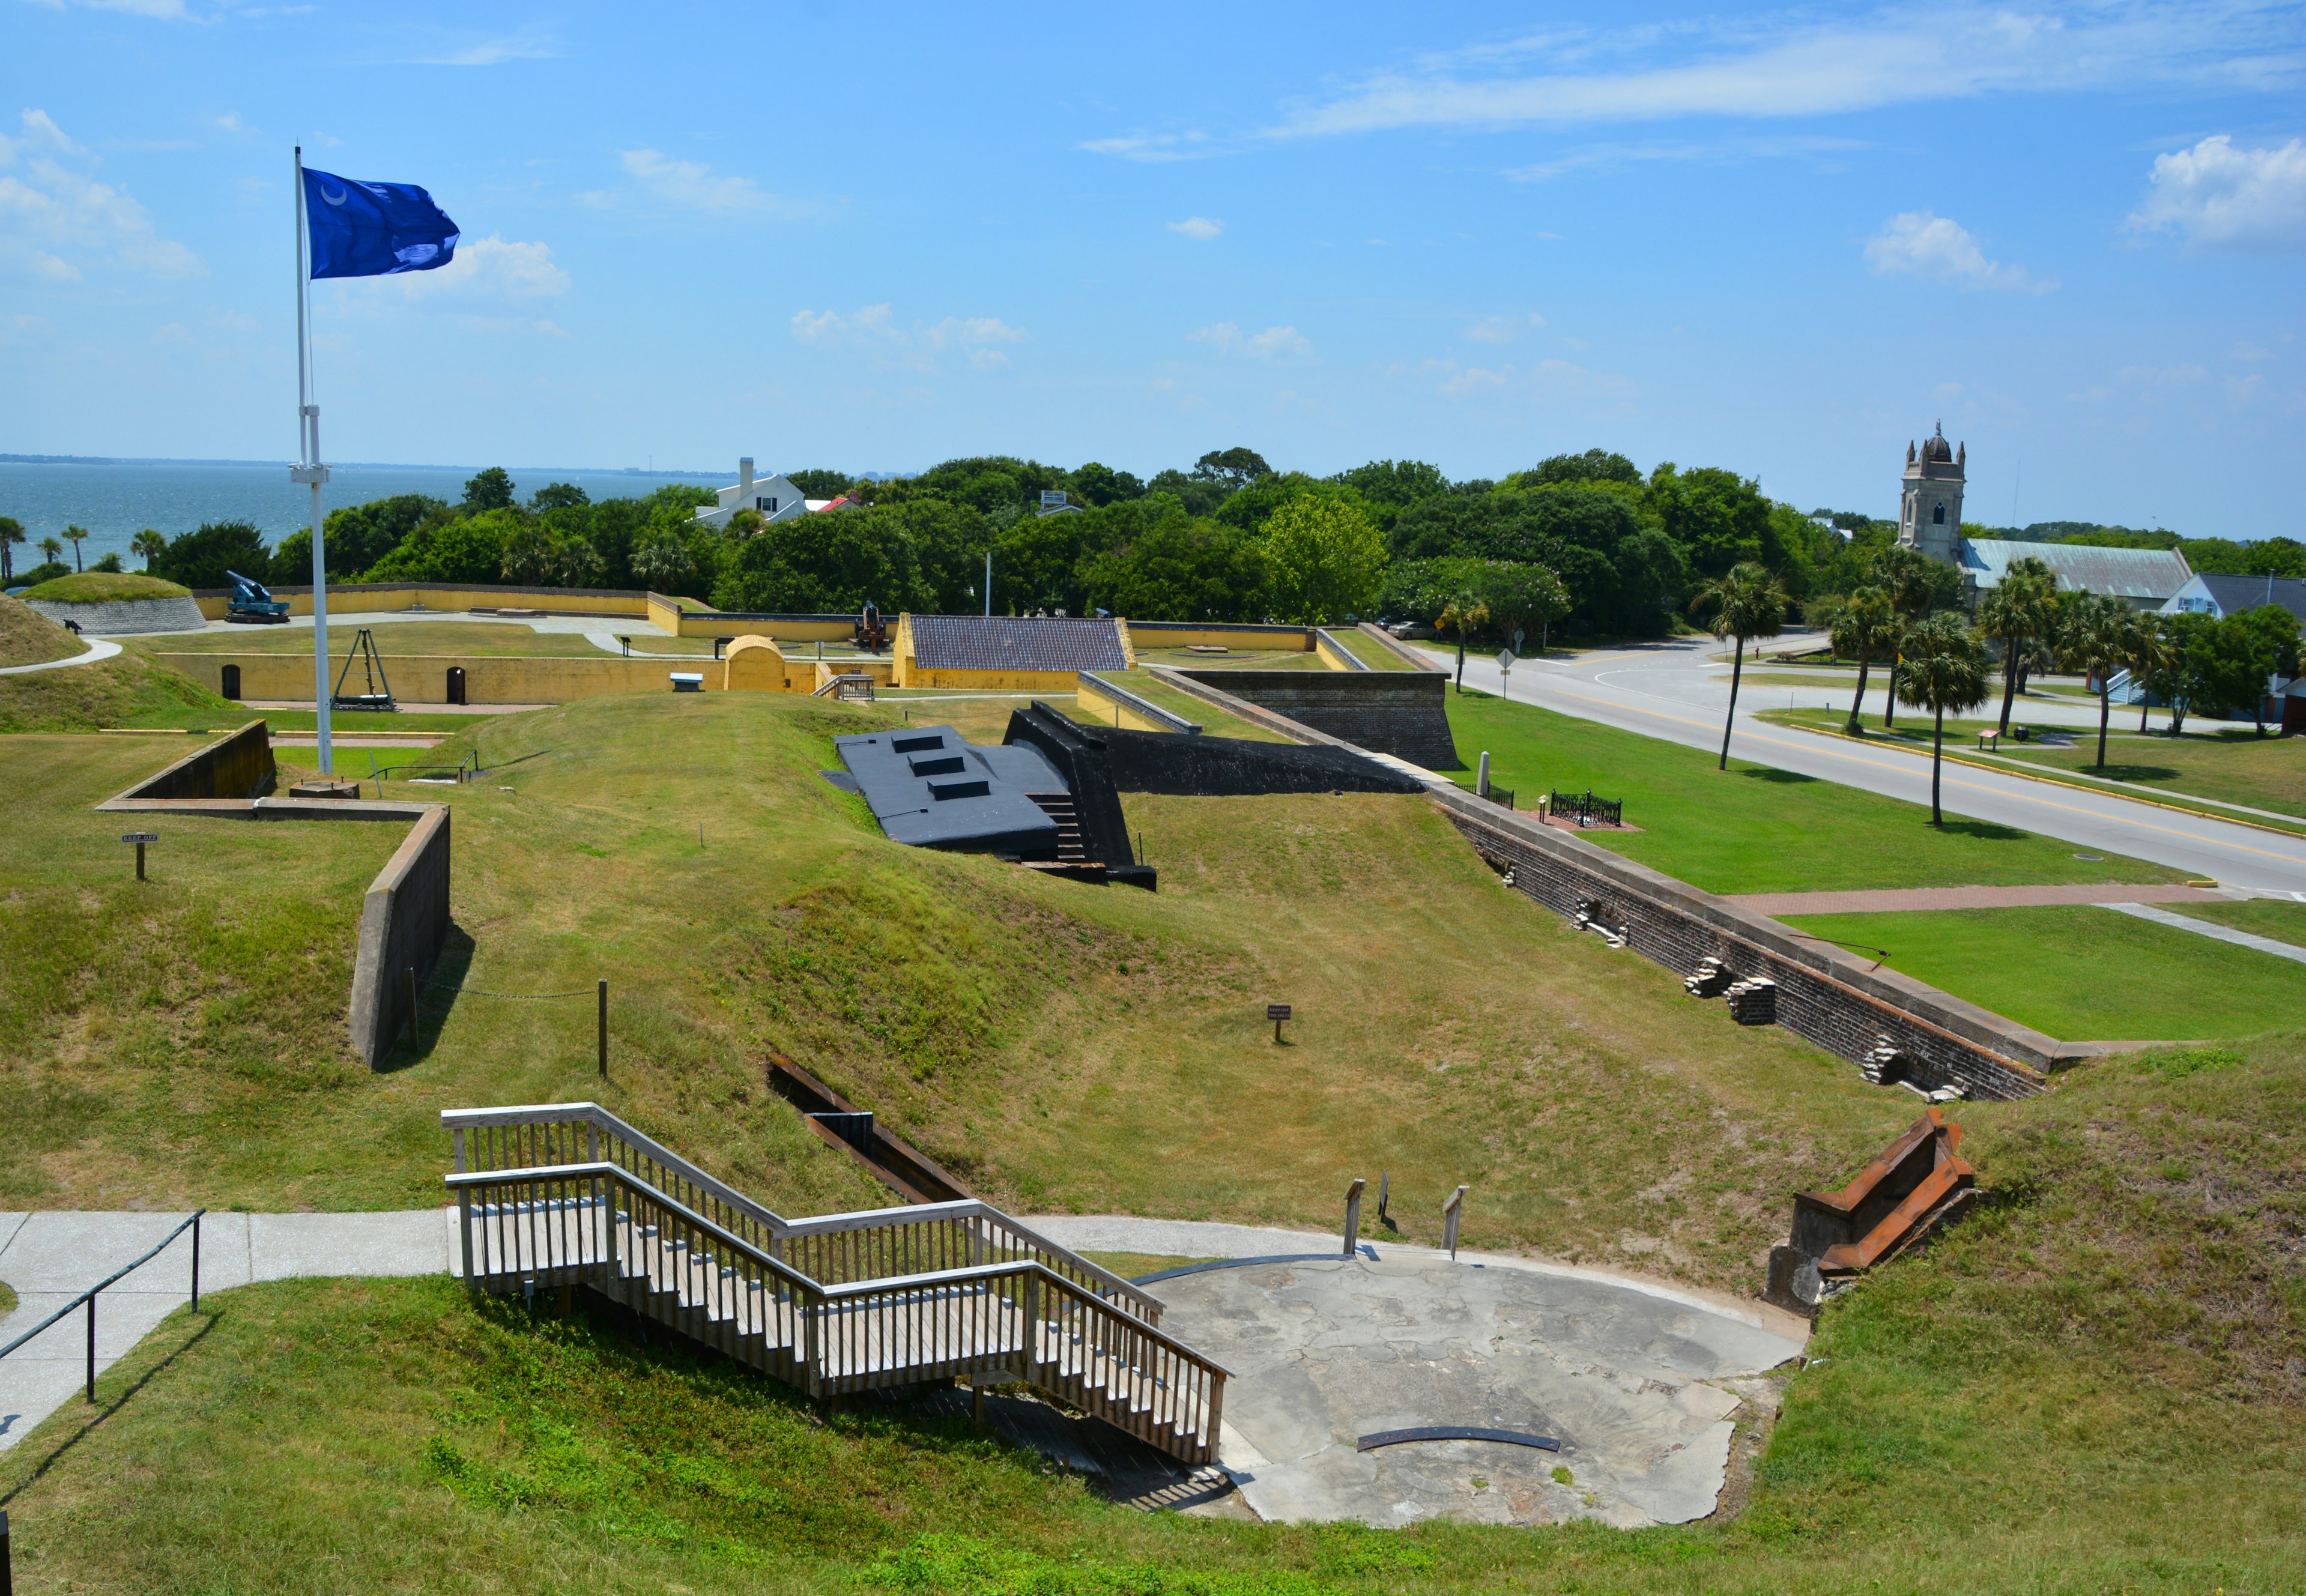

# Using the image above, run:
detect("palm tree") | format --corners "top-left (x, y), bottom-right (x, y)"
top-left (62, 524), bottom-right (88, 573)
top-left (1690, 561), bottom-right (1788, 770)
top-left (37, 535), bottom-right (63, 567)
top-left (1829, 585), bottom-right (1900, 734)
top-left (1976, 556), bottom-right (2058, 736)
top-left (1437, 590), bottom-right (1489, 695)
top-left (0, 516), bottom-right (22, 582)
top-left (1896, 611), bottom-right (1993, 826)
top-left (1870, 545), bottom-right (1941, 730)
top-left (2123, 612), bottom-right (2177, 733)
top-left (2058, 592), bottom-right (2134, 770)
top-left (131, 528), bottom-right (168, 570)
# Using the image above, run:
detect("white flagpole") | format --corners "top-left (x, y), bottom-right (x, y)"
top-left (291, 146), bottom-right (333, 775)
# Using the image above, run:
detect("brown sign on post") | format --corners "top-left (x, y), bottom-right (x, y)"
top-left (121, 832), bottom-right (158, 880)
top-left (1268, 1003), bottom-right (1291, 1044)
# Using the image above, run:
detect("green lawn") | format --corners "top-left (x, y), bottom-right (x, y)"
top-left (2179, 897), bottom-right (2306, 949)
top-left (1781, 905), bottom-right (2306, 1040)
top-left (0, 593), bottom-right (85, 668)
top-left (0, 651), bottom-right (241, 733)
top-left (19, 570), bottom-right (189, 603)
top-left (1763, 707), bottom-right (2306, 831)
top-left (5, 1040), bottom-right (2303, 1592)
top-left (1326, 628), bottom-right (1419, 670)
top-left (1133, 644), bottom-right (1330, 671)
top-left (1094, 668), bottom-right (1294, 741)
top-left (1441, 691), bottom-right (2186, 895)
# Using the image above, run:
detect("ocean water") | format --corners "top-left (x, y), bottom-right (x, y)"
top-left (0, 459), bottom-right (730, 570)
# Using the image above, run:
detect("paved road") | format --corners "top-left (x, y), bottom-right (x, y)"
top-left (1424, 633), bottom-right (2306, 894)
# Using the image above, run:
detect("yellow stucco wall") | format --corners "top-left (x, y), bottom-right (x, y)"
top-left (1125, 623), bottom-right (1312, 653)
top-left (156, 651), bottom-right (730, 705)
top-left (721, 636), bottom-right (799, 693)
top-left (1311, 630), bottom-right (1361, 671)
top-left (664, 603), bottom-right (853, 642)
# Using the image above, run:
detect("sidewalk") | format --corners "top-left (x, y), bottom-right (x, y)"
top-left (1730, 883), bottom-right (2233, 915)
top-left (0, 1209), bottom-right (453, 1452)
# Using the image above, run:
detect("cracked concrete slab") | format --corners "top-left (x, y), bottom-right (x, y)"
top-left (1146, 1255), bottom-right (1803, 1528)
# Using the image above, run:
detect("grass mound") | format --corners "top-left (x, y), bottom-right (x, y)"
top-left (0, 649), bottom-right (238, 733)
top-left (0, 591), bottom-right (84, 667)
top-left (20, 570), bottom-right (192, 603)
top-left (4, 1040), bottom-right (2301, 1591)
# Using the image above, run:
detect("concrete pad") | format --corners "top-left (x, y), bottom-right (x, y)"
top-left (1145, 1256), bottom-right (1804, 1529)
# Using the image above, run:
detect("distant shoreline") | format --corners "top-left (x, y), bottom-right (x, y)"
top-left (1, 454), bottom-right (728, 477)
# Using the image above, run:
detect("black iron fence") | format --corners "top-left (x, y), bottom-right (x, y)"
top-left (1549, 789), bottom-right (1624, 828)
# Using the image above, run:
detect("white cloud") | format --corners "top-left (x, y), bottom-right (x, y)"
top-left (597, 148), bottom-right (791, 217)
top-left (791, 304), bottom-right (1026, 372)
top-left (0, 108), bottom-right (204, 282)
top-left (2127, 135), bottom-right (2306, 254)
top-left (408, 28), bottom-right (560, 67)
top-left (1166, 216), bottom-right (1223, 240)
top-left (1503, 133), bottom-right (1867, 183)
top-left (1189, 321), bottom-right (1313, 361)
top-left (394, 235), bottom-right (570, 302)
top-left (1079, 131), bottom-right (1212, 163)
top-left (1259, 7), bottom-right (2292, 140)
top-left (1864, 211), bottom-right (2054, 292)
top-left (1465, 313), bottom-right (1545, 343)
top-left (28, 0), bottom-right (193, 16)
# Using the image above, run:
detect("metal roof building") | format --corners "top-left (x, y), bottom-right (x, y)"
top-left (1958, 539), bottom-right (2192, 609)
top-left (894, 614), bottom-right (1133, 688)
top-left (2162, 572), bottom-right (2306, 624)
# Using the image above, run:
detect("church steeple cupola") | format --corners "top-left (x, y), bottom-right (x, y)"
top-left (1898, 422), bottom-right (1966, 567)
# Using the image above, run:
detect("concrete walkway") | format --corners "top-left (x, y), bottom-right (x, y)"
top-left (0, 1209), bottom-right (453, 1453)
top-left (2099, 902), bottom-right (2306, 965)
top-left (1733, 883), bottom-right (2233, 916)
top-left (0, 636), bottom-right (120, 675)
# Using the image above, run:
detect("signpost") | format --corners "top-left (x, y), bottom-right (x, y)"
top-left (1496, 648), bottom-right (1516, 701)
top-left (1267, 1002), bottom-right (1291, 1044)
top-left (120, 832), bottom-right (158, 881)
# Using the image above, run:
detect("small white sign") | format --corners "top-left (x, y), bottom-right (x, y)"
top-left (1040, 490), bottom-right (1068, 507)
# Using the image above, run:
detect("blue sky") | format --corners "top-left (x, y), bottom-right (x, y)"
top-left (2, 2), bottom-right (2302, 536)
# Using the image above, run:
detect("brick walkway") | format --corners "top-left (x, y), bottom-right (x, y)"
top-left (1730, 883), bottom-right (2231, 916)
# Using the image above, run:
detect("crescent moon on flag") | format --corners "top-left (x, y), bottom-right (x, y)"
top-left (321, 184), bottom-right (348, 205)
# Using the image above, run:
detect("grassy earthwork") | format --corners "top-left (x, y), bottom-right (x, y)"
top-left (130, 619), bottom-right (727, 658)
top-left (1439, 689), bottom-right (2188, 894)
top-left (4, 677), bottom-right (2304, 1588)
top-left (17, 571), bottom-right (190, 603)
top-left (0, 593), bottom-right (86, 668)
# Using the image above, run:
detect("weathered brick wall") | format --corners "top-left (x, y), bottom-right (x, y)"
top-left (1173, 670), bottom-right (1460, 770)
top-left (1429, 788), bottom-right (2055, 1101)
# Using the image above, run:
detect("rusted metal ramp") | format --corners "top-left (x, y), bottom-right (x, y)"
top-left (1764, 1107), bottom-right (1976, 1314)
top-left (443, 1103), bottom-right (1228, 1466)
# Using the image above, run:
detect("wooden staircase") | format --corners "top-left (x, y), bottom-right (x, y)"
top-left (443, 1103), bottom-right (1227, 1465)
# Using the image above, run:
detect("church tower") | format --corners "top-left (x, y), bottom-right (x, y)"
top-left (1899, 422), bottom-right (1965, 566)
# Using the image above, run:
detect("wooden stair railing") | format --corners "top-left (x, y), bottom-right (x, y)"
top-left (443, 1102), bottom-right (1161, 1321)
top-left (443, 1151), bottom-right (1229, 1465)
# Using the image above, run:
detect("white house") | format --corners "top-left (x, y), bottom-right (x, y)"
top-left (2159, 572), bottom-right (2306, 624)
top-left (693, 458), bottom-right (808, 531)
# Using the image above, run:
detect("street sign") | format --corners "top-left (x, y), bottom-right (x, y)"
top-left (120, 832), bottom-right (159, 844)
top-left (1512, 628), bottom-right (1525, 652)
top-left (1496, 649), bottom-right (1516, 671)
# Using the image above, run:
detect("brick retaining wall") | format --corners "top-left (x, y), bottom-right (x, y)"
top-left (1170, 668), bottom-right (1460, 769)
top-left (1426, 786), bottom-right (2081, 1101)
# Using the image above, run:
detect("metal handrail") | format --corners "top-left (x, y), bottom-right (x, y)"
top-left (0, 1210), bottom-right (204, 1403)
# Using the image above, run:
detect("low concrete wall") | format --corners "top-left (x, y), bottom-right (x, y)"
top-left (1079, 672), bottom-right (1202, 734)
top-left (192, 582), bottom-right (654, 623)
top-left (1170, 668), bottom-right (1460, 769)
top-left (1427, 787), bottom-right (2072, 1099)
top-left (28, 596), bottom-right (208, 635)
top-left (98, 719), bottom-right (277, 802)
top-left (157, 651), bottom-right (728, 706)
top-left (349, 805), bottom-right (452, 1069)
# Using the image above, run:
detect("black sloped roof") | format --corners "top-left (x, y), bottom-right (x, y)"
top-left (909, 614), bottom-right (1128, 673)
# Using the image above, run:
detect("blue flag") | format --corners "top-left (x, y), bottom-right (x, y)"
top-left (302, 168), bottom-right (459, 279)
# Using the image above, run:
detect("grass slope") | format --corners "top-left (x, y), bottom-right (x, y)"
top-left (1442, 691), bottom-right (2186, 894)
top-left (1, 691), bottom-right (1918, 1292)
top-left (2184, 898), bottom-right (2306, 949)
top-left (4, 1041), bottom-right (2301, 1592)
top-left (0, 593), bottom-right (84, 667)
top-left (20, 571), bottom-right (190, 602)
top-left (1782, 905), bottom-right (2306, 1040)
top-left (0, 651), bottom-right (239, 733)
top-left (135, 621), bottom-right (722, 658)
